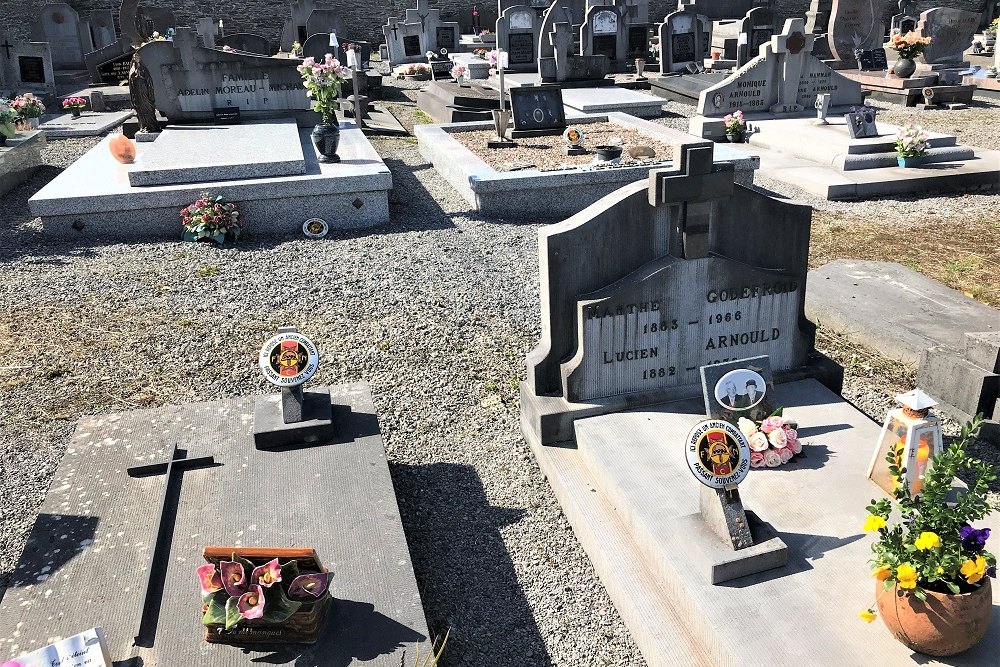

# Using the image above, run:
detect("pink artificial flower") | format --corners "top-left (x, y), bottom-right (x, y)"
top-left (787, 437), bottom-right (803, 455)
top-left (778, 447), bottom-right (794, 464)
top-left (750, 451), bottom-right (766, 468)
top-left (250, 558), bottom-right (282, 588)
top-left (220, 560), bottom-right (248, 597)
top-left (760, 416), bottom-right (784, 434)
top-left (764, 450), bottom-right (782, 467)
top-left (197, 563), bottom-right (224, 596)
top-left (237, 584), bottom-right (266, 619)
top-left (784, 427), bottom-right (798, 445)
top-left (768, 428), bottom-right (788, 449)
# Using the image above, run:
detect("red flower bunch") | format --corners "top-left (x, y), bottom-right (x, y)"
top-left (180, 192), bottom-right (242, 244)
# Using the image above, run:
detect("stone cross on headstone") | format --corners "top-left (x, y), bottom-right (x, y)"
top-left (0, 40), bottom-right (12, 59)
top-left (390, 22), bottom-right (399, 40)
top-left (127, 444), bottom-right (218, 647)
top-left (550, 22), bottom-right (575, 81)
top-left (768, 19), bottom-right (814, 113)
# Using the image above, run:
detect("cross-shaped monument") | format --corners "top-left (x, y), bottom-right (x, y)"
top-left (0, 40), bottom-right (12, 59)
top-left (768, 18), bottom-right (815, 113)
top-left (550, 22), bottom-right (575, 82)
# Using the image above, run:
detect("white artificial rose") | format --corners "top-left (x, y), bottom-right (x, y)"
top-left (764, 449), bottom-right (781, 467)
top-left (768, 427), bottom-right (788, 449)
top-left (738, 417), bottom-right (758, 438)
top-left (748, 432), bottom-right (769, 452)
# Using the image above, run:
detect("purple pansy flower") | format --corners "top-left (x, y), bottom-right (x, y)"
top-left (960, 524), bottom-right (991, 554)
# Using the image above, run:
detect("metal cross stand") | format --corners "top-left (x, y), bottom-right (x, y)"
top-left (128, 443), bottom-right (218, 647)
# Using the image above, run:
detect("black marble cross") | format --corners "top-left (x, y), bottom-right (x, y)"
top-left (1, 41), bottom-right (13, 59)
top-left (128, 444), bottom-right (218, 648)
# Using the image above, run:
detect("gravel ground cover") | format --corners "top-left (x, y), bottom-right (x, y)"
top-left (450, 124), bottom-right (673, 171)
top-left (0, 79), bottom-right (998, 666)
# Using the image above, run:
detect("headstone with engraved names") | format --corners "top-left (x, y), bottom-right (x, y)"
top-left (659, 8), bottom-right (712, 73)
top-left (0, 30), bottom-right (57, 97)
top-left (916, 8), bottom-right (980, 65)
top-left (497, 5), bottom-right (541, 72)
top-left (827, 0), bottom-right (893, 68)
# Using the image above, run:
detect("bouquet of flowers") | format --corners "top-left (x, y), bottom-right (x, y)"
top-left (648, 42), bottom-right (660, 61)
top-left (451, 64), bottom-right (467, 80)
top-left (986, 18), bottom-right (998, 38)
top-left (198, 554), bottom-right (332, 630)
top-left (0, 99), bottom-right (17, 139)
top-left (11, 93), bottom-right (44, 119)
top-left (487, 49), bottom-right (499, 70)
top-left (472, 48), bottom-right (489, 58)
top-left (296, 53), bottom-right (349, 124)
top-left (479, 29), bottom-right (492, 36)
top-left (739, 411), bottom-right (803, 468)
top-left (291, 40), bottom-right (302, 56)
top-left (404, 63), bottom-right (430, 76)
top-left (859, 417), bottom-right (995, 622)
top-left (61, 96), bottom-right (87, 110)
top-left (723, 109), bottom-right (746, 135)
top-left (180, 192), bottom-right (242, 244)
top-left (889, 31), bottom-right (932, 59)
top-left (895, 122), bottom-right (930, 158)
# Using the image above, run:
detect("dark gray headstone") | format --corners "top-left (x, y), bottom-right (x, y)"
top-left (510, 86), bottom-right (566, 133)
top-left (916, 8), bottom-right (980, 65)
top-left (218, 33), bottom-right (271, 55)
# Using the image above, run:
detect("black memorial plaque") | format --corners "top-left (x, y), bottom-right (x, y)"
top-left (855, 48), bottom-right (887, 71)
top-left (403, 35), bottom-right (422, 57)
top-left (510, 86), bottom-right (566, 135)
top-left (509, 32), bottom-right (535, 64)
top-left (18, 56), bottom-right (46, 84)
top-left (703, 31), bottom-right (710, 58)
top-left (671, 32), bottom-right (696, 63)
top-left (628, 25), bottom-right (649, 57)
top-left (871, 47), bottom-right (888, 70)
top-left (900, 18), bottom-right (916, 33)
top-left (592, 34), bottom-right (617, 60)
top-left (213, 106), bottom-right (242, 124)
top-left (436, 26), bottom-right (456, 49)
top-left (751, 28), bottom-right (773, 52)
top-left (97, 53), bottom-right (132, 83)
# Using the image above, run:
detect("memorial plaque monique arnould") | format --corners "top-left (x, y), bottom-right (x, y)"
top-left (522, 143), bottom-right (819, 445)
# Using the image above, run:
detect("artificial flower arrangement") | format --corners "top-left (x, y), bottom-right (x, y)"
top-left (896, 122), bottom-right (930, 158)
top-left (860, 417), bottom-right (996, 623)
top-left (723, 109), bottom-right (746, 136)
top-left (291, 40), bottom-right (303, 56)
top-left (61, 96), bottom-right (87, 110)
top-left (738, 411), bottom-right (803, 468)
top-left (296, 53), bottom-right (349, 124)
top-left (222, 45), bottom-right (235, 52)
top-left (472, 48), bottom-right (489, 59)
top-left (451, 64), bottom-right (467, 80)
top-left (0, 99), bottom-right (17, 139)
top-left (11, 93), bottom-right (44, 119)
top-left (198, 550), bottom-right (333, 643)
top-left (180, 192), bottom-right (242, 244)
top-left (403, 63), bottom-right (430, 76)
top-left (487, 49), bottom-right (499, 71)
top-left (889, 31), bottom-right (932, 60)
top-left (479, 29), bottom-right (492, 36)
top-left (986, 18), bottom-right (998, 38)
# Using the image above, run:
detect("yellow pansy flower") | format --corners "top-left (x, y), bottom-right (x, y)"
top-left (914, 532), bottom-right (941, 550)
top-left (961, 556), bottom-right (988, 585)
top-left (863, 515), bottom-right (887, 532)
top-left (896, 563), bottom-right (918, 589)
top-left (858, 609), bottom-right (877, 623)
top-left (873, 565), bottom-right (892, 581)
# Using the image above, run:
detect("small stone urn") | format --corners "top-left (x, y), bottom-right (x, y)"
top-left (634, 58), bottom-right (646, 79)
top-left (892, 57), bottom-right (916, 78)
top-left (311, 118), bottom-right (341, 163)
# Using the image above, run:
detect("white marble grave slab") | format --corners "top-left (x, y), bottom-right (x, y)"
top-left (38, 110), bottom-right (133, 137)
top-left (560, 87), bottom-right (666, 118)
top-left (128, 118), bottom-right (306, 187)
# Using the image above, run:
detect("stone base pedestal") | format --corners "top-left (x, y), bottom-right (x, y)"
top-left (253, 386), bottom-right (337, 450)
top-left (676, 506), bottom-right (788, 584)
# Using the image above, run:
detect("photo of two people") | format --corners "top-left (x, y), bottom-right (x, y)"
top-left (713, 369), bottom-right (766, 411)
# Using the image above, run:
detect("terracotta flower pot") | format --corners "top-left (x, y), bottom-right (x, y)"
top-left (877, 579), bottom-right (992, 656)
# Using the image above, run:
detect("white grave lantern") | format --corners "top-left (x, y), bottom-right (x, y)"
top-left (867, 389), bottom-right (943, 496)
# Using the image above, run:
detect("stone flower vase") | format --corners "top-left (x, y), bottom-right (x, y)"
top-left (726, 131), bottom-right (745, 143)
top-left (877, 579), bottom-right (992, 656)
top-left (27, 117), bottom-right (40, 130)
top-left (897, 155), bottom-right (923, 168)
top-left (311, 118), bottom-right (341, 163)
top-left (892, 57), bottom-right (916, 78)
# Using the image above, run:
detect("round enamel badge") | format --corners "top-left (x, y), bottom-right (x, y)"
top-left (685, 420), bottom-right (751, 489)
top-left (259, 331), bottom-right (319, 387)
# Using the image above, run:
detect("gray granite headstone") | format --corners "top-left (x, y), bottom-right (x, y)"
top-left (119, 0), bottom-right (176, 48)
top-left (697, 18), bottom-right (862, 117)
top-left (580, 0), bottom-right (631, 72)
top-left (916, 8), bottom-right (980, 65)
top-left (496, 5), bottom-right (541, 72)
top-left (305, 8), bottom-right (348, 42)
top-left (0, 30), bottom-right (56, 97)
top-left (31, 2), bottom-right (85, 69)
top-left (736, 6), bottom-right (779, 67)
top-left (827, 0), bottom-right (894, 68)
top-left (137, 28), bottom-right (313, 124)
top-left (217, 33), bottom-right (271, 54)
top-left (521, 140), bottom-right (821, 445)
top-left (659, 9), bottom-right (712, 74)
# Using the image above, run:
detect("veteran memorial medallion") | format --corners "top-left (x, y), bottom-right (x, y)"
top-left (686, 419), bottom-right (751, 489)
top-left (259, 331), bottom-right (319, 387)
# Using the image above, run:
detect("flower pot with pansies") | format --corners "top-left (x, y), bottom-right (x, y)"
top-left (859, 417), bottom-right (995, 657)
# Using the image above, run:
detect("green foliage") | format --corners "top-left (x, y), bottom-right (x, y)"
top-left (865, 415), bottom-right (996, 596)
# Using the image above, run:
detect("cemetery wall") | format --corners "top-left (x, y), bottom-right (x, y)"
top-left (4, 0), bottom-right (991, 53)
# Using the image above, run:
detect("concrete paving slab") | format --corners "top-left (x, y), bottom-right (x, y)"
top-left (806, 259), bottom-right (1000, 365)
top-left (37, 110), bottom-right (133, 137)
top-left (0, 383), bottom-right (429, 665)
top-left (560, 87), bottom-right (666, 118)
top-left (527, 379), bottom-right (1000, 666)
top-left (128, 119), bottom-right (306, 187)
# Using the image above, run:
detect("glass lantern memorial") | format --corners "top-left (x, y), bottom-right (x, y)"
top-left (866, 388), bottom-right (943, 496)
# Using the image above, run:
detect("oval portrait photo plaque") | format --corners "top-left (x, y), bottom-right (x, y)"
top-left (258, 331), bottom-right (319, 387)
top-left (713, 368), bottom-right (767, 412)
top-left (685, 419), bottom-right (751, 489)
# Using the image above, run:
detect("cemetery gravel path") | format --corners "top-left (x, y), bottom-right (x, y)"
top-left (2, 87), bottom-right (999, 666)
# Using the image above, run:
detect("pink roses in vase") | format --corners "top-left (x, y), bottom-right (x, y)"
top-left (739, 410), bottom-right (803, 468)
